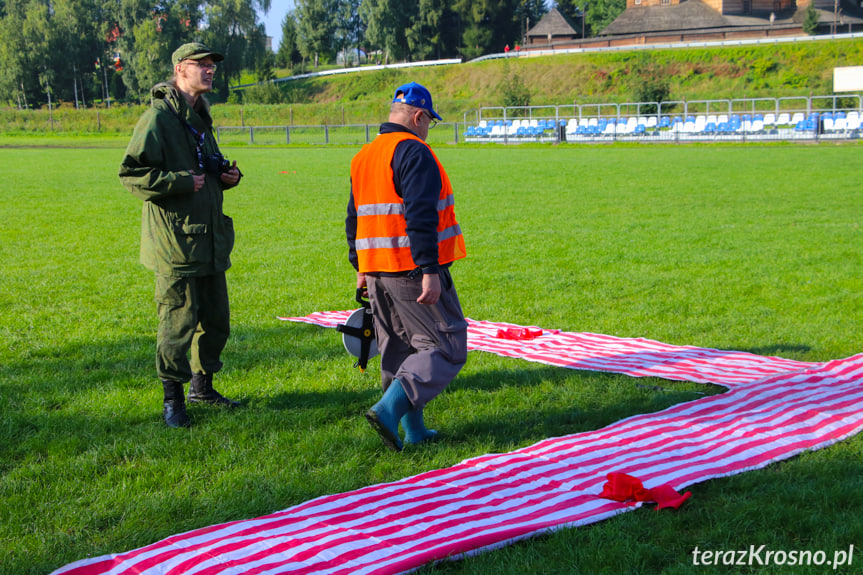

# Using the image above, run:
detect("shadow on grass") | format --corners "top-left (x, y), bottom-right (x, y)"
top-left (738, 343), bottom-right (812, 357)
top-left (0, 320), bottom-right (729, 466)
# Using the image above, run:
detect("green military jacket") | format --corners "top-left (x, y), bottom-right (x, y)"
top-left (119, 82), bottom-right (236, 277)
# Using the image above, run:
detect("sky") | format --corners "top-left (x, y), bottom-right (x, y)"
top-left (259, 0), bottom-right (295, 51)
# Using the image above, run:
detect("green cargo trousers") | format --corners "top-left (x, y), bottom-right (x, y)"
top-left (155, 273), bottom-right (230, 383)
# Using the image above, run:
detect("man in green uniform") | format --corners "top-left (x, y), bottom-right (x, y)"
top-left (119, 42), bottom-right (243, 428)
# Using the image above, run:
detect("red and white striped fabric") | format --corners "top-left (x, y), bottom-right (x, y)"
top-left (52, 314), bottom-right (863, 575)
top-left (287, 312), bottom-right (816, 387)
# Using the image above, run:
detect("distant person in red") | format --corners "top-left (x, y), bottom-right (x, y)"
top-left (504, 44), bottom-right (510, 55)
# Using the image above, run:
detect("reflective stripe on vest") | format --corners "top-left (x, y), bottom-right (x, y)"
top-left (350, 132), bottom-right (466, 273)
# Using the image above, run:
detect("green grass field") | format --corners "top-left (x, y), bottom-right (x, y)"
top-left (1, 139), bottom-right (862, 574)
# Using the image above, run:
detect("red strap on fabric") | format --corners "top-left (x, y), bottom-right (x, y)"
top-left (599, 472), bottom-right (692, 510)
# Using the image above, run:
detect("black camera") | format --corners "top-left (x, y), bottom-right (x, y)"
top-left (202, 152), bottom-right (232, 174)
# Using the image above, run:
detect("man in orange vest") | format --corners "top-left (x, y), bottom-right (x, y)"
top-left (346, 82), bottom-right (468, 452)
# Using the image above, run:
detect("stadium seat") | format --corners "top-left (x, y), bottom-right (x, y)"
top-left (683, 117), bottom-right (697, 133)
top-left (776, 112), bottom-right (791, 126)
top-left (751, 120), bottom-right (764, 132)
top-left (763, 113), bottom-right (776, 126)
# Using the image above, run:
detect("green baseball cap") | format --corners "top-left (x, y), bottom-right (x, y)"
top-left (172, 42), bottom-right (224, 66)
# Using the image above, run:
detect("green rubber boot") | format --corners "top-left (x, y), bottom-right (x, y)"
top-left (364, 379), bottom-right (411, 452)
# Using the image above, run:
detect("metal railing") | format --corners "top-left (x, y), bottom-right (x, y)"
top-left (216, 123), bottom-right (465, 146)
top-left (214, 94), bottom-right (863, 146)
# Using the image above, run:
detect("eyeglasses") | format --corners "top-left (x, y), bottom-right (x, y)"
top-left (186, 61), bottom-right (217, 72)
top-left (423, 111), bottom-right (438, 128)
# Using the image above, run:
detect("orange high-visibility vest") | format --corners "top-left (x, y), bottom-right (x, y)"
top-left (351, 132), bottom-right (466, 273)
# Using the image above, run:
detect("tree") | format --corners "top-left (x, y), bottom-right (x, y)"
top-left (360, 0), bottom-right (411, 63)
top-left (405, 0), bottom-right (443, 61)
top-left (0, 0), bottom-right (35, 106)
top-left (453, 0), bottom-right (521, 59)
top-left (276, 10), bottom-right (302, 69)
top-left (584, 0), bottom-right (624, 36)
top-left (335, 0), bottom-right (362, 66)
top-left (202, 0), bottom-right (272, 100)
top-left (802, 2), bottom-right (819, 35)
top-left (296, 0), bottom-right (338, 67)
top-left (124, 2), bottom-right (192, 101)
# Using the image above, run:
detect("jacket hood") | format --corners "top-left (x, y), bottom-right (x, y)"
top-left (151, 82), bottom-right (183, 110)
top-left (150, 81), bottom-right (212, 128)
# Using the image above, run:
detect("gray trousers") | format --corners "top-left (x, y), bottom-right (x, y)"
top-left (366, 268), bottom-right (468, 409)
top-left (154, 273), bottom-right (230, 383)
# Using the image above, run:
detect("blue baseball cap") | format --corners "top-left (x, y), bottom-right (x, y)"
top-left (392, 82), bottom-right (442, 122)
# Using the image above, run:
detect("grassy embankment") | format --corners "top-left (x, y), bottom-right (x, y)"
top-left (3, 37), bottom-right (863, 134)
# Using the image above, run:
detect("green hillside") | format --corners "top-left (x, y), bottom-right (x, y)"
top-left (4, 37), bottom-right (863, 133)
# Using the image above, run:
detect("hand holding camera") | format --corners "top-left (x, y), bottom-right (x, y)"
top-left (193, 152), bottom-right (242, 190)
top-left (220, 160), bottom-right (241, 187)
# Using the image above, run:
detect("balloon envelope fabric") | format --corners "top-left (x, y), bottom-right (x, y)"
top-left (52, 313), bottom-right (863, 575)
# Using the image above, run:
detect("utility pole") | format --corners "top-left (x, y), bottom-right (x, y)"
top-left (73, 63), bottom-right (79, 109)
top-left (834, 0), bottom-right (839, 34)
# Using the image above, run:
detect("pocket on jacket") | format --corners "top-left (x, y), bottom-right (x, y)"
top-left (172, 222), bottom-right (212, 266)
top-left (222, 215), bottom-right (235, 255)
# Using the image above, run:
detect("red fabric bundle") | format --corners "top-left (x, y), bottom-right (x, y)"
top-left (599, 472), bottom-right (692, 510)
top-left (496, 328), bottom-right (543, 340)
